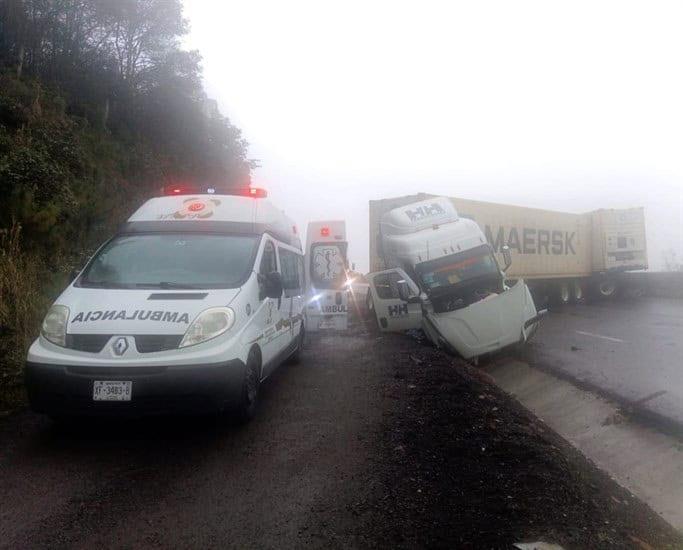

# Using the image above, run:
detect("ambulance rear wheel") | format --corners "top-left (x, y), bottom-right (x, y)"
top-left (288, 324), bottom-right (305, 364)
top-left (233, 347), bottom-right (261, 423)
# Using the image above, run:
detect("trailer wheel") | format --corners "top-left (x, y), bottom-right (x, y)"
top-left (558, 281), bottom-right (571, 305)
top-left (571, 280), bottom-right (585, 303)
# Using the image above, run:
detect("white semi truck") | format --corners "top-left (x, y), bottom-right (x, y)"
top-left (369, 193), bottom-right (648, 305)
top-left (365, 197), bottom-right (542, 360)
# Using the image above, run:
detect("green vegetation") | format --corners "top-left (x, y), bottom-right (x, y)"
top-left (0, 0), bottom-right (251, 411)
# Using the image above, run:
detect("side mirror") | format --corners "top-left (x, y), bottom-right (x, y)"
top-left (264, 271), bottom-right (283, 299)
top-left (70, 268), bottom-right (80, 281)
top-left (501, 245), bottom-right (512, 272)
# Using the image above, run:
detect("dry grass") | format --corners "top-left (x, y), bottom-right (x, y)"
top-left (0, 224), bottom-right (51, 412)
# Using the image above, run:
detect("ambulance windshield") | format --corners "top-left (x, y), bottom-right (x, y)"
top-left (79, 233), bottom-right (259, 289)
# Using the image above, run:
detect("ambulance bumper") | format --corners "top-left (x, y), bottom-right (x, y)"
top-left (25, 359), bottom-right (246, 417)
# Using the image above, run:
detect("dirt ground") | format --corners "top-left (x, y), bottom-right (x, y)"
top-left (0, 330), bottom-right (680, 549)
top-left (353, 332), bottom-right (683, 549)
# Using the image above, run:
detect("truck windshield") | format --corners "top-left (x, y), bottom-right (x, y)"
top-left (79, 233), bottom-right (259, 289)
top-left (416, 244), bottom-right (500, 292)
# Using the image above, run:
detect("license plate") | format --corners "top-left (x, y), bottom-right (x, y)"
top-left (318, 318), bottom-right (338, 329)
top-left (93, 381), bottom-right (132, 401)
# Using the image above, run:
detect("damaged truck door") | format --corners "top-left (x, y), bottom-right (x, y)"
top-left (366, 197), bottom-right (542, 359)
top-left (367, 268), bottom-right (423, 332)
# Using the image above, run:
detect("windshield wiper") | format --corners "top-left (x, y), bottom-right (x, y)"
top-left (80, 281), bottom-right (131, 289)
top-left (135, 281), bottom-right (200, 289)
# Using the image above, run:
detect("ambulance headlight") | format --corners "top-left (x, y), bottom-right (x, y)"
top-left (41, 305), bottom-right (70, 347)
top-left (180, 307), bottom-right (235, 348)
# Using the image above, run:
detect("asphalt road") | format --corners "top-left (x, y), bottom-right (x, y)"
top-left (525, 296), bottom-right (683, 426)
top-left (0, 333), bottom-right (387, 549)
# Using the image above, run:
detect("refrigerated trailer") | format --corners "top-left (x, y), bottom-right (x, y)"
top-left (369, 194), bottom-right (647, 304)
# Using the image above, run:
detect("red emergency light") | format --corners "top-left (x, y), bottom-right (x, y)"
top-left (245, 187), bottom-right (268, 198)
top-left (320, 226), bottom-right (330, 237)
top-left (164, 184), bottom-right (199, 195)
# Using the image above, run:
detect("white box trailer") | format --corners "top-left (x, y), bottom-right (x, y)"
top-left (369, 193), bottom-right (647, 304)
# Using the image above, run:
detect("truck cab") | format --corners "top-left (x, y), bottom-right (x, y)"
top-left (367, 197), bottom-right (540, 360)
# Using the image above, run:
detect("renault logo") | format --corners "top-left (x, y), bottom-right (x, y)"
top-left (112, 337), bottom-right (129, 356)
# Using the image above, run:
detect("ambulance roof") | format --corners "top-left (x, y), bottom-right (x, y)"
top-left (123, 193), bottom-right (301, 249)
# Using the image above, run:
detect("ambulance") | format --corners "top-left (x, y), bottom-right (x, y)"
top-left (25, 186), bottom-right (305, 421)
top-left (304, 220), bottom-right (349, 331)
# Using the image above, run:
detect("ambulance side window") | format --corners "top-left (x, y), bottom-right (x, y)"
top-left (260, 240), bottom-right (277, 274)
top-left (258, 239), bottom-right (278, 300)
top-left (279, 247), bottom-right (302, 297)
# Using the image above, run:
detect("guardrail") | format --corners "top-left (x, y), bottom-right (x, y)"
top-left (623, 271), bottom-right (683, 299)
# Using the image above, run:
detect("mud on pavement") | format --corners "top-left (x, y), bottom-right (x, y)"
top-left (0, 331), bottom-right (681, 549)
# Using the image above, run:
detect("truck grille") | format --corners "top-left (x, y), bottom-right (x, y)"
top-left (65, 334), bottom-right (183, 353)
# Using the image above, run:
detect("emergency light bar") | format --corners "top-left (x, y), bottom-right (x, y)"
top-left (162, 185), bottom-right (267, 198)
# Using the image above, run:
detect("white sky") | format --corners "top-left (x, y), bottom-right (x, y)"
top-left (183, 0), bottom-right (683, 271)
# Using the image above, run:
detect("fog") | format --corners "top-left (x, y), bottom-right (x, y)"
top-left (184, 0), bottom-right (683, 272)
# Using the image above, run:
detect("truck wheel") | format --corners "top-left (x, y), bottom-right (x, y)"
top-left (233, 347), bottom-right (261, 423)
top-left (597, 279), bottom-right (618, 299)
top-left (365, 295), bottom-right (380, 332)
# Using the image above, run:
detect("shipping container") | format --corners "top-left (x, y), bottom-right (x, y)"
top-left (369, 193), bottom-right (647, 303)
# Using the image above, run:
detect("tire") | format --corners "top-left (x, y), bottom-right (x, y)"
top-left (597, 279), bottom-right (618, 299)
top-left (233, 347), bottom-right (261, 423)
top-left (571, 279), bottom-right (585, 303)
top-left (288, 324), bottom-right (305, 364)
top-left (558, 281), bottom-right (571, 304)
top-left (365, 295), bottom-right (380, 332)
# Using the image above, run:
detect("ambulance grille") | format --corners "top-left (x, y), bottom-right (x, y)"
top-left (65, 334), bottom-right (111, 353)
top-left (134, 335), bottom-right (183, 353)
top-left (64, 334), bottom-right (182, 353)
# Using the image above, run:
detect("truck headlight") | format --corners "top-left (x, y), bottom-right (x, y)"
top-left (41, 305), bottom-right (70, 347)
top-left (180, 307), bottom-right (235, 348)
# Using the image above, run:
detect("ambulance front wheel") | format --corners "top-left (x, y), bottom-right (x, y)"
top-left (233, 346), bottom-right (261, 423)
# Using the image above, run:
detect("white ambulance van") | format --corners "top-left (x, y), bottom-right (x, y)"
top-left (304, 220), bottom-right (349, 331)
top-left (25, 186), bottom-right (305, 421)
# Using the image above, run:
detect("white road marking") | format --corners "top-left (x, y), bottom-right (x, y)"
top-left (575, 330), bottom-right (625, 343)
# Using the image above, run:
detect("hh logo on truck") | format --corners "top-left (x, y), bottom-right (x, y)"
top-left (484, 225), bottom-right (577, 255)
top-left (388, 303), bottom-right (408, 317)
top-left (404, 203), bottom-right (445, 222)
